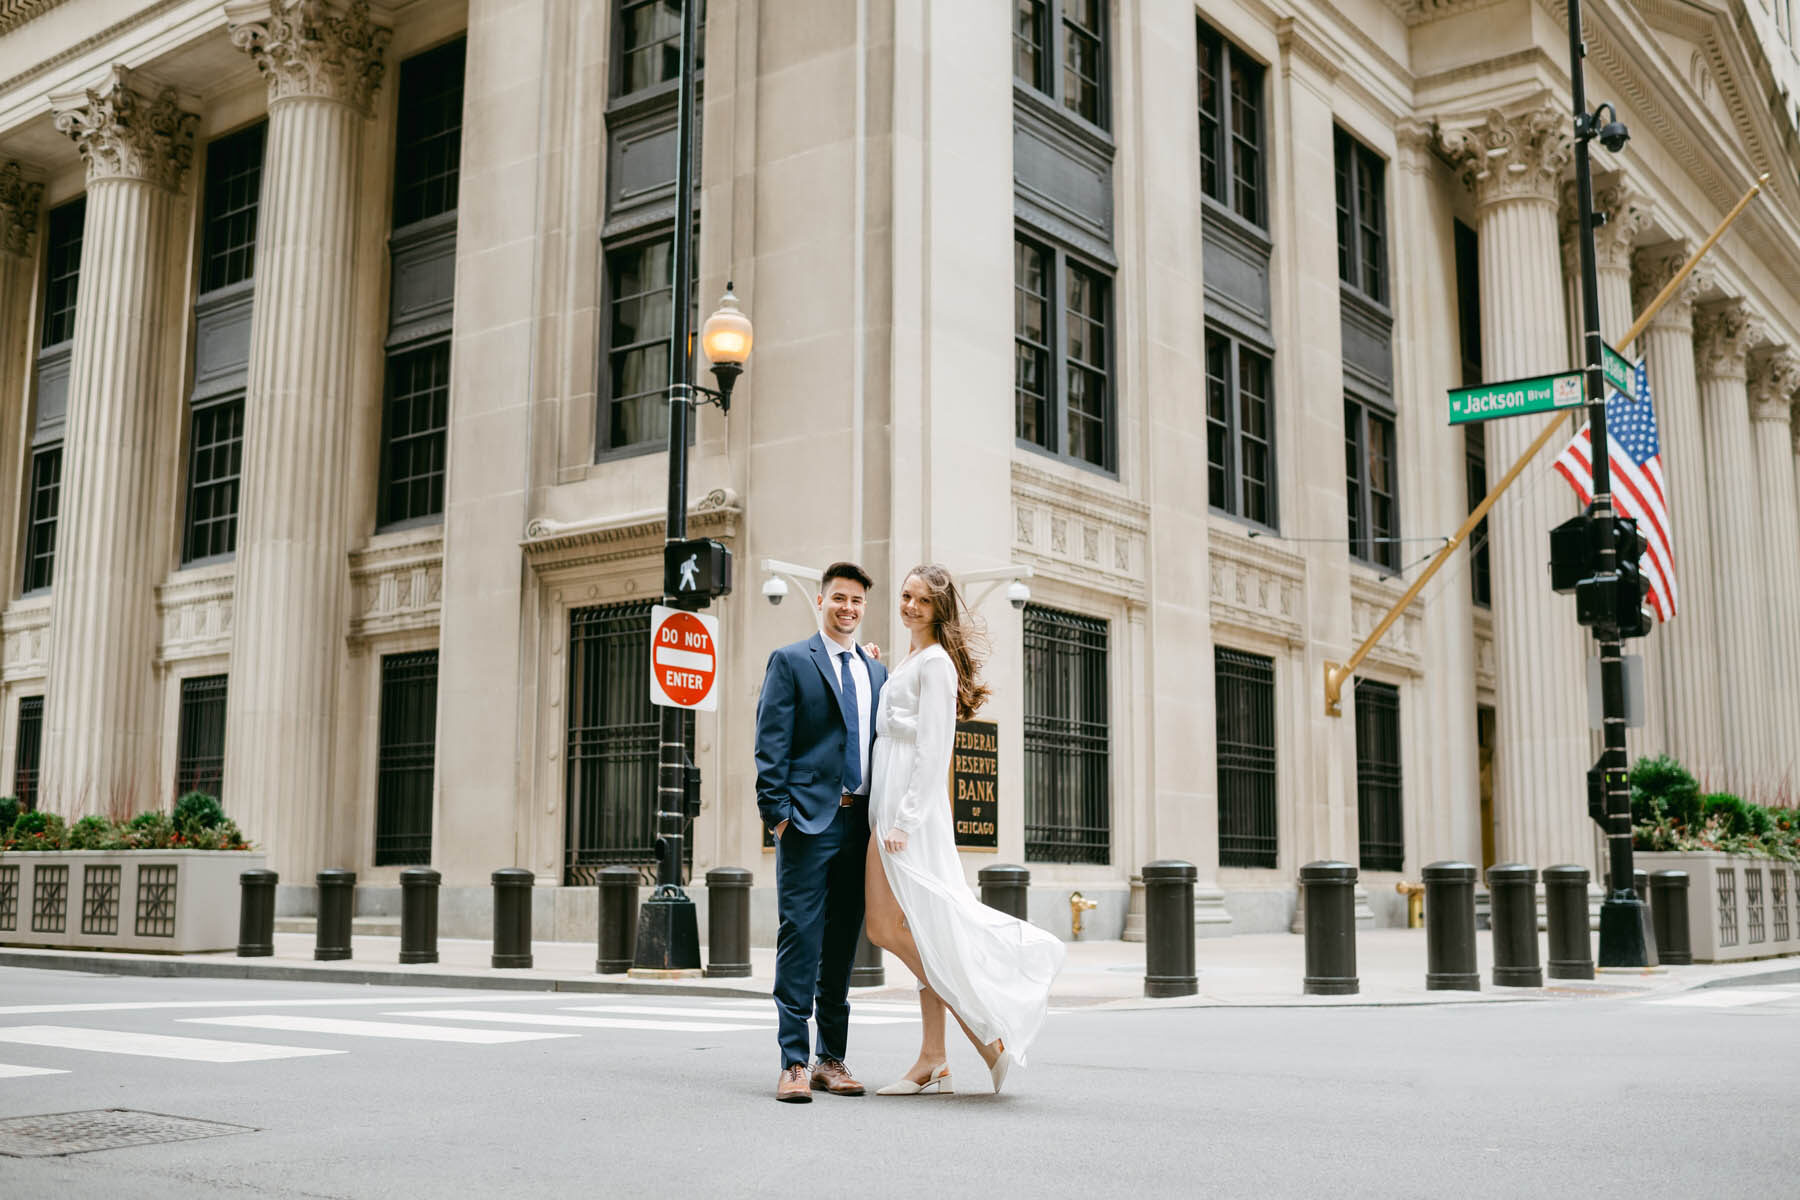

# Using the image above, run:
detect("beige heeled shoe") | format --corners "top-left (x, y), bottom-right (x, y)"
top-left (876, 1065), bottom-right (953, 1095)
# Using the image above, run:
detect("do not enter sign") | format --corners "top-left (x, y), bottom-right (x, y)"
top-left (650, 604), bottom-right (719, 711)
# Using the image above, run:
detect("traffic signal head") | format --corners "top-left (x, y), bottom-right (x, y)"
top-left (1564, 515), bottom-right (1652, 638)
top-left (1613, 518), bottom-right (1652, 639)
top-left (1549, 514), bottom-right (1601, 594)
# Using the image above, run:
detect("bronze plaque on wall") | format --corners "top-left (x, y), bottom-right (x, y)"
top-left (951, 720), bottom-right (998, 850)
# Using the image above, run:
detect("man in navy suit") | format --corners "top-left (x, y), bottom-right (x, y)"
top-left (754, 561), bottom-right (887, 1102)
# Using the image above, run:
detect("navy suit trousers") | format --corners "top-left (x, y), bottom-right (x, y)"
top-left (773, 798), bottom-right (868, 1068)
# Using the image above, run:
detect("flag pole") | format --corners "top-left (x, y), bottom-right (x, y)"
top-left (1322, 170), bottom-right (1769, 717)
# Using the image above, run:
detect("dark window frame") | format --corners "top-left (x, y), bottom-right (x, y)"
top-left (1454, 219), bottom-right (1492, 606)
top-left (392, 38), bottom-right (466, 231)
top-left (21, 446), bottom-right (61, 595)
top-left (1196, 20), bottom-right (1266, 228)
top-left (1013, 0), bottom-right (1110, 132)
top-left (612, 0), bottom-right (705, 103)
top-left (199, 123), bottom-right (266, 294)
top-left (1215, 647), bottom-right (1277, 869)
top-left (1013, 230), bottom-right (1117, 474)
top-left (1334, 127), bottom-right (1388, 304)
top-left (180, 394), bottom-right (245, 565)
top-left (1354, 678), bottom-right (1404, 873)
top-left (377, 339), bottom-right (452, 528)
top-left (1344, 396), bottom-right (1399, 573)
top-left (174, 674), bottom-right (228, 802)
top-left (596, 228), bottom-right (693, 459)
top-left (1023, 604), bottom-right (1111, 866)
top-left (1205, 327), bottom-right (1277, 529)
top-left (40, 198), bottom-right (84, 351)
top-left (13, 695), bottom-right (42, 813)
top-left (374, 650), bottom-right (439, 867)
top-left (1013, 0), bottom-right (1050, 93)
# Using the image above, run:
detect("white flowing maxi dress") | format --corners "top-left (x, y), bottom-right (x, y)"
top-left (871, 645), bottom-right (1066, 1063)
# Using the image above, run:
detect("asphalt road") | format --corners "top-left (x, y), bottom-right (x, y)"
top-left (0, 965), bottom-right (1795, 1198)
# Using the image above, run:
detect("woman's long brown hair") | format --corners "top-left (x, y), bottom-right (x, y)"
top-left (905, 564), bottom-right (992, 721)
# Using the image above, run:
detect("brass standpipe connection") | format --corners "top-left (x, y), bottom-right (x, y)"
top-left (1395, 880), bottom-right (1425, 929)
top-left (1069, 891), bottom-right (1098, 939)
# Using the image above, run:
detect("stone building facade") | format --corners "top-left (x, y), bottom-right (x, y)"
top-left (0, 0), bottom-right (1797, 939)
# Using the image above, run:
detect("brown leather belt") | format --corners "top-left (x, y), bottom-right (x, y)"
top-left (840, 793), bottom-right (859, 807)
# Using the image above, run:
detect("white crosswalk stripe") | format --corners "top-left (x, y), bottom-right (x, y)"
top-left (387, 1009), bottom-right (769, 1033)
top-left (182, 1015), bottom-right (574, 1043)
top-left (0, 1062), bottom-right (70, 1078)
top-left (564, 1002), bottom-right (912, 1025)
top-left (1645, 987), bottom-right (1800, 1009)
top-left (0, 1025), bottom-right (343, 1062)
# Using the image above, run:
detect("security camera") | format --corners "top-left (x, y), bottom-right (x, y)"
top-left (1598, 119), bottom-right (1630, 154)
top-left (762, 576), bottom-right (788, 606)
top-left (1006, 579), bottom-right (1030, 611)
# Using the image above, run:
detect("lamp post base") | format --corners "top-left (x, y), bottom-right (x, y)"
top-left (628, 889), bottom-right (703, 977)
top-left (1597, 895), bottom-right (1655, 968)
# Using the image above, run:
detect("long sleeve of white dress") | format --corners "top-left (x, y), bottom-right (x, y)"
top-left (888, 655), bottom-right (955, 835)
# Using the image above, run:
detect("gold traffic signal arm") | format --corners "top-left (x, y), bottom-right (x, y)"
top-left (1323, 172), bottom-right (1769, 717)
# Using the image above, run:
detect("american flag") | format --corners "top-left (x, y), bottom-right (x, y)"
top-left (1551, 357), bottom-right (1678, 622)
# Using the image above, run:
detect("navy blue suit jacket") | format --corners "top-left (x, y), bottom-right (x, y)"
top-left (755, 633), bottom-right (888, 836)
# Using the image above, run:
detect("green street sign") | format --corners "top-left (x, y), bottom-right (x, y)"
top-left (1448, 370), bottom-right (1586, 425)
top-left (1603, 344), bottom-right (1633, 395)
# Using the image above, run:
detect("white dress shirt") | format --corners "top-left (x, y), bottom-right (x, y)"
top-left (824, 632), bottom-right (871, 795)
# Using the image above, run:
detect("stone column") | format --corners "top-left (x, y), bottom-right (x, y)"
top-left (224, 1), bottom-right (388, 875)
top-left (0, 163), bottom-right (42, 556)
top-left (1440, 104), bottom-right (1591, 872)
top-left (1747, 349), bottom-right (1800, 789)
top-left (1632, 248), bottom-right (1722, 779)
top-left (1692, 301), bottom-right (1767, 794)
top-left (39, 68), bottom-right (195, 816)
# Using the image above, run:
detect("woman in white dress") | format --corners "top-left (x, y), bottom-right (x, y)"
top-left (863, 564), bottom-right (1066, 1095)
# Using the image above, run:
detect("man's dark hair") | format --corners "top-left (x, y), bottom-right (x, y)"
top-left (820, 561), bottom-right (874, 592)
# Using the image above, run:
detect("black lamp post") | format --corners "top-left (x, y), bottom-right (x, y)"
top-left (631, 0), bottom-right (753, 976)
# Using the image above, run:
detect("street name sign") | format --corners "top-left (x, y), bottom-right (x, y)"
top-left (650, 604), bottom-right (719, 711)
top-left (1603, 343), bottom-right (1633, 395)
top-left (1448, 371), bottom-right (1585, 424)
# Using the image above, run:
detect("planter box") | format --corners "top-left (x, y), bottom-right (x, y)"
top-left (1637, 851), bottom-right (1800, 963)
top-left (0, 850), bottom-right (265, 954)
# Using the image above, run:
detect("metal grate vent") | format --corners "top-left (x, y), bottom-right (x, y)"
top-left (0, 1109), bottom-right (252, 1157)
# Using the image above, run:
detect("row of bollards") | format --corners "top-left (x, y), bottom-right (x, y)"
top-left (1296, 860), bottom-right (1693, 995)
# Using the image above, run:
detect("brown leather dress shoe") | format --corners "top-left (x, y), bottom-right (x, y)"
top-left (811, 1058), bottom-right (866, 1096)
top-left (776, 1063), bottom-right (813, 1103)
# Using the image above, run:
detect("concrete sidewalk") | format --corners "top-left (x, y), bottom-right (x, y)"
top-left (5, 928), bottom-right (1796, 1008)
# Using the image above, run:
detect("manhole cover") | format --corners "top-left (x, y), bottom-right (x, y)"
top-left (0, 1109), bottom-right (253, 1157)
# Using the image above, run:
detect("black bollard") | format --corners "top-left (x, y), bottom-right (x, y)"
top-left (851, 926), bottom-right (885, 987)
top-left (595, 866), bottom-right (640, 974)
top-left (703, 867), bottom-right (752, 978)
top-left (491, 868), bottom-right (535, 969)
top-left (1421, 861), bottom-right (1479, 991)
top-left (1486, 863), bottom-right (1543, 987)
top-left (398, 867), bottom-right (441, 965)
top-left (236, 868), bottom-right (278, 957)
top-left (314, 869), bottom-right (355, 962)
top-left (1543, 864), bottom-right (1594, 980)
top-left (1143, 860), bottom-right (1198, 999)
top-left (978, 864), bottom-right (1030, 920)
top-left (1650, 870), bottom-right (1692, 965)
top-left (1300, 861), bottom-right (1359, 996)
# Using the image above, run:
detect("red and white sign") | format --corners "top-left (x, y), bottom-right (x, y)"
top-left (650, 604), bottom-right (719, 711)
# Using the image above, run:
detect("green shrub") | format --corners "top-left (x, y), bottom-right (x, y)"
top-left (1701, 793), bottom-right (1752, 839)
top-left (0, 796), bottom-right (17, 837)
top-left (67, 814), bottom-right (114, 850)
top-left (123, 810), bottom-right (176, 850)
top-left (6, 810), bottom-right (66, 850)
top-left (185, 818), bottom-right (249, 851)
top-left (1746, 804), bottom-right (1775, 838)
top-left (1629, 755), bottom-right (1700, 827)
top-left (173, 792), bottom-right (225, 836)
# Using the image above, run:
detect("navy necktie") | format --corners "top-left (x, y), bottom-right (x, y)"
top-left (839, 651), bottom-right (862, 793)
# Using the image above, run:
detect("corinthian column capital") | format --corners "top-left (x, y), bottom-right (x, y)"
top-left (227, 0), bottom-right (391, 116)
top-left (1749, 348), bottom-right (1800, 423)
top-left (0, 161), bottom-right (43, 257)
top-left (1632, 242), bottom-right (1710, 332)
top-left (1562, 177), bottom-right (1651, 273)
top-left (1438, 102), bottom-right (1572, 210)
top-left (1694, 300), bottom-right (1762, 382)
top-left (51, 65), bottom-right (197, 190)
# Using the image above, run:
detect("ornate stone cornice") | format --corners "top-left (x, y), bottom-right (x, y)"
top-left (0, 0), bottom-right (72, 36)
top-left (51, 65), bottom-right (196, 190)
top-left (1631, 242), bottom-right (1709, 333)
top-left (1382, 0), bottom-right (1508, 25)
top-left (1561, 178), bottom-right (1651, 274)
top-left (1694, 300), bottom-right (1762, 382)
top-left (227, 0), bottom-right (391, 116)
top-left (0, 161), bottom-right (43, 257)
top-left (1437, 103), bottom-right (1573, 210)
top-left (1748, 349), bottom-right (1800, 424)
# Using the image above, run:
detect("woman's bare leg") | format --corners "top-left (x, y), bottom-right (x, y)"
top-left (865, 847), bottom-right (1003, 1070)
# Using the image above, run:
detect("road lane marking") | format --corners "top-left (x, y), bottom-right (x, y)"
top-left (563, 1002), bottom-right (911, 1025)
top-left (0, 1025), bottom-right (341, 1062)
top-left (0, 996), bottom-right (569, 1016)
top-left (0, 1062), bottom-right (71, 1078)
top-left (1646, 988), bottom-right (1800, 1008)
top-left (182, 1016), bottom-right (572, 1044)
top-left (388, 1009), bottom-right (771, 1033)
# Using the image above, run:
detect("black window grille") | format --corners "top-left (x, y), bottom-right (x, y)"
top-left (1216, 648), bottom-right (1277, 868)
top-left (1014, 0), bottom-right (1049, 91)
top-left (1197, 21), bottom-right (1264, 227)
top-left (22, 447), bottom-right (60, 594)
top-left (174, 675), bottom-right (228, 802)
top-left (1345, 398), bottom-right (1399, 571)
top-left (1023, 605), bottom-right (1109, 865)
top-left (1014, 232), bottom-right (1113, 471)
top-left (394, 39), bottom-right (466, 228)
top-left (1354, 679), bottom-right (1404, 872)
top-left (566, 601), bottom-right (694, 883)
top-left (602, 235), bottom-right (676, 452)
top-left (200, 123), bottom-right (266, 293)
top-left (1465, 424), bottom-right (1492, 607)
top-left (1060, 0), bottom-right (1105, 126)
top-left (1206, 329), bottom-right (1276, 526)
top-left (617, 0), bottom-right (684, 96)
top-left (40, 198), bottom-right (84, 349)
top-left (1455, 220), bottom-right (1491, 606)
top-left (375, 651), bottom-right (438, 866)
top-left (1334, 128), bottom-right (1387, 304)
top-left (13, 695), bottom-right (42, 813)
top-left (379, 341), bottom-right (451, 526)
top-left (182, 397), bottom-right (244, 563)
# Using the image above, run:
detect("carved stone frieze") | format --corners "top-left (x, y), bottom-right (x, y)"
top-left (1631, 242), bottom-right (1710, 333)
top-left (156, 570), bottom-right (235, 662)
top-left (524, 488), bottom-right (741, 576)
top-left (2, 600), bottom-right (50, 682)
top-left (1694, 300), bottom-right (1762, 382)
top-left (349, 532), bottom-right (444, 642)
top-left (1010, 463), bottom-right (1148, 600)
top-left (1348, 575), bottom-right (1424, 675)
top-left (228, 0), bottom-right (391, 116)
top-left (1437, 103), bottom-right (1572, 210)
top-left (0, 0), bottom-right (73, 36)
top-left (0, 161), bottom-right (42, 258)
top-left (51, 65), bottom-right (196, 190)
top-left (1207, 529), bottom-right (1304, 646)
top-left (1748, 349), bottom-right (1800, 425)
top-left (1382, 0), bottom-right (1508, 25)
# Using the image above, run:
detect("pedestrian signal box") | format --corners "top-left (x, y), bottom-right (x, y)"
top-left (664, 538), bottom-right (733, 609)
top-left (1548, 513), bottom-right (1651, 639)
